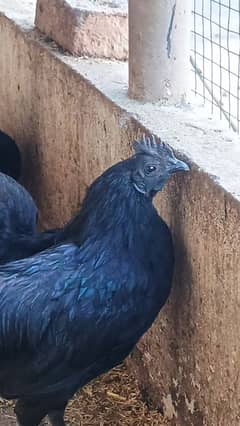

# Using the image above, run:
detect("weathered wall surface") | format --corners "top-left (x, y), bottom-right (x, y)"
top-left (0, 17), bottom-right (132, 228)
top-left (0, 9), bottom-right (240, 426)
top-left (35, 0), bottom-right (128, 60)
top-left (128, 182), bottom-right (240, 425)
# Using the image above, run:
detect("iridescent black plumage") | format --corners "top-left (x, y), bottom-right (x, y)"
top-left (0, 135), bottom-right (189, 425)
top-left (0, 172), bottom-right (60, 264)
top-left (0, 130), bottom-right (21, 181)
top-left (0, 131), bottom-right (60, 264)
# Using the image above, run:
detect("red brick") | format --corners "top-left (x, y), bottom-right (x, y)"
top-left (35, 0), bottom-right (128, 60)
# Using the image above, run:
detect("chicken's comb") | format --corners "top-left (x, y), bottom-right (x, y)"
top-left (133, 134), bottom-right (174, 158)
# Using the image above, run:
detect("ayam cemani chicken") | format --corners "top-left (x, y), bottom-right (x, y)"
top-left (0, 135), bottom-right (189, 426)
top-left (0, 130), bottom-right (60, 264)
top-left (0, 130), bottom-right (21, 181)
top-left (0, 172), bottom-right (61, 264)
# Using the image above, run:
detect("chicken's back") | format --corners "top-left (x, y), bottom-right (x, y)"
top-left (0, 130), bottom-right (21, 180)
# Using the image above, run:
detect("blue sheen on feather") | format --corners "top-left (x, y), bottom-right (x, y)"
top-left (0, 143), bottom-right (184, 417)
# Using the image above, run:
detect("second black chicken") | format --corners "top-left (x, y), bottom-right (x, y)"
top-left (0, 129), bottom-right (21, 181)
top-left (0, 129), bottom-right (61, 263)
top-left (0, 169), bottom-right (61, 264)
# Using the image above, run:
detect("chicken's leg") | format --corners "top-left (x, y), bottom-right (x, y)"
top-left (48, 409), bottom-right (66, 426)
top-left (14, 399), bottom-right (47, 426)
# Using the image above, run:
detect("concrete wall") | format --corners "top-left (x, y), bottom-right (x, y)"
top-left (129, 182), bottom-right (240, 425)
top-left (0, 9), bottom-right (240, 426)
top-left (0, 17), bottom-right (133, 229)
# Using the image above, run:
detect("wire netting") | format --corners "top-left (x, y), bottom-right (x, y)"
top-left (191, 0), bottom-right (240, 132)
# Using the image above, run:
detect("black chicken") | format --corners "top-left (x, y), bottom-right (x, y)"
top-left (0, 172), bottom-right (38, 259)
top-left (0, 172), bottom-right (60, 264)
top-left (0, 135), bottom-right (189, 426)
top-left (0, 131), bottom-right (59, 263)
top-left (0, 130), bottom-right (21, 180)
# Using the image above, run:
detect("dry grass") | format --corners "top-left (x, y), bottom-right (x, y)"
top-left (65, 364), bottom-right (167, 425)
top-left (0, 364), bottom-right (168, 425)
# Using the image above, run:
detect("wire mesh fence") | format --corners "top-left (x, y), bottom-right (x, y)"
top-left (191, 0), bottom-right (240, 133)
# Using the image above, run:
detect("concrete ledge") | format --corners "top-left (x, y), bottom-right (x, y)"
top-left (1, 1), bottom-right (240, 425)
top-left (35, 0), bottom-right (128, 59)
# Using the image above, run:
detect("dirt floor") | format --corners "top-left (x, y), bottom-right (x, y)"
top-left (0, 364), bottom-right (168, 425)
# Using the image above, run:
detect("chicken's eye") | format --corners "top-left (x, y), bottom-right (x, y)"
top-left (145, 165), bottom-right (157, 175)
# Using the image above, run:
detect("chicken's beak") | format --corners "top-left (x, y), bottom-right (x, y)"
top-left (170, 159), bottom-right (190, 173)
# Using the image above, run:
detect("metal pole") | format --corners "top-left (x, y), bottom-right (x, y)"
top-left (128, 0), bottom-right (191, 104)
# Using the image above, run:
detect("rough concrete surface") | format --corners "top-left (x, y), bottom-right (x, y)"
top-left (35, 0), bottom-right (128, 59)
top-left (0, 1), bottom-right (240, 425)
top-left (129, 0), bottom-right (191, 103)
top-left (60, 56), bottom-right (240, 202)
top-left (0, 0), bottom-right (35, 28)
top-left (67, 0), bottom-right (127, 13)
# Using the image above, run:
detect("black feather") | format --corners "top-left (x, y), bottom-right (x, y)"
top-left (0, 136), bottom-right (189, 425)
top-left (0, 171), bottom-right (60, 264)
top-left (0, 130), bottom-right (21, 180)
